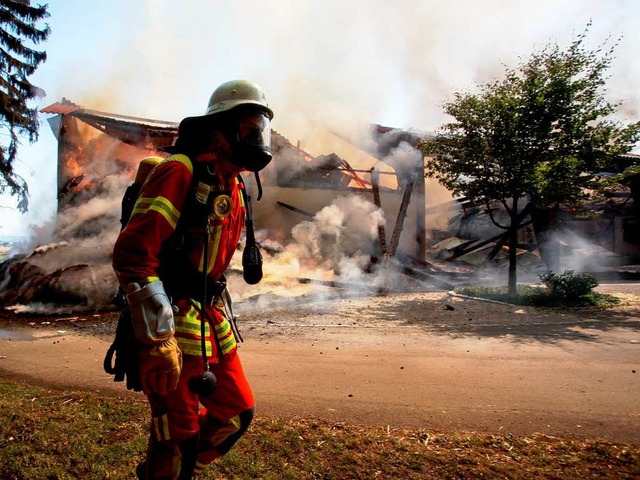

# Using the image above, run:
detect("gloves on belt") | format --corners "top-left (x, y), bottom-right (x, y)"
top-left (138, 334), bottom-right (182, 397)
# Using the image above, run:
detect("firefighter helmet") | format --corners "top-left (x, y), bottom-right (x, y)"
top-left (173, 80), bottom-right (274, 171)
top-left (205, 80), bottom-right (273, 119)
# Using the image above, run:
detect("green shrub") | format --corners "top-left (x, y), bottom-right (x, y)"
top-left (539, 270), bottom-right (599, 301)
top-left (455, 271), bottom-right (618, 309)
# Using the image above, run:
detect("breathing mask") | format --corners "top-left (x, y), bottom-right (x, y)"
top-left (226, 110), bottom-right (273, 172)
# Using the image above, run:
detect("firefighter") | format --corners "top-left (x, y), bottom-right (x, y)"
top-left (112, 79), bottom-right (273, 479)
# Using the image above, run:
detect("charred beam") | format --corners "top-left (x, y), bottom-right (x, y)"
top-left (445, 220), bottom-right (533, 261)
top-left (386, 177), bottom-right (415, 260)
top-left (370, 168), bottom-right (388, 255)
top-left (400, 266), bottom-right (454, 290)
top-left (297, 277), bottom-right (369, 290)
top-left (276, 201), bottom-right (315, 218)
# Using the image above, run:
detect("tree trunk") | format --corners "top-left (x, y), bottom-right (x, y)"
top-left (508, 209), bottom-right (519, 298)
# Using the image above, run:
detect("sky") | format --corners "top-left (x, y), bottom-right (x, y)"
top-left (1, 0), bottom-right (639, 238)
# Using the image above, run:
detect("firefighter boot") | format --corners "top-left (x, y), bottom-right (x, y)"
top-left (136, 462), bottom-right (146, 480)
top-left (178, 434), bottom-right (199, 480)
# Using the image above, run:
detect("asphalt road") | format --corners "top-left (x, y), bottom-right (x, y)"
top-left (0, 287), bottom-right (639, 442)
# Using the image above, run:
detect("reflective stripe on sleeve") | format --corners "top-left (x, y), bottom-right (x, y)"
top-left (132, 196), bottom-right (181, 230)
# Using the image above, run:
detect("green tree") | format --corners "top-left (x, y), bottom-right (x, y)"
top-left (0, 0), bottom-right (50, 213)
top-left (420, 25), bottom-right (639, 297)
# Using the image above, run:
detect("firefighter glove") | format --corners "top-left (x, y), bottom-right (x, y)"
top-left (125, 280), bottom-right (175, 344)
top-left (138, 334), bottom-right (182, 397)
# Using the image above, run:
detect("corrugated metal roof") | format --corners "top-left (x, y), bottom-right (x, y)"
top-left (40, 101), bottom-right (179, 128)
top-left (40, 101), bottom-right (81, 116)
top-left (40, 99), bottom-right (299, 152)
top-left (40, 100), bottom-right (179, 149)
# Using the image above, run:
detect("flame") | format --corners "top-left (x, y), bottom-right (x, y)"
top-left (65, 146), bottom-right (85, 177)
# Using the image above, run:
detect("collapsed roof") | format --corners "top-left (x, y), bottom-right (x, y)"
top-left (41, 99), bottom-right (419, 205)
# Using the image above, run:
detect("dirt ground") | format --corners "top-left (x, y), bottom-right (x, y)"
top-left (1, 284), bottom-right (639, 443)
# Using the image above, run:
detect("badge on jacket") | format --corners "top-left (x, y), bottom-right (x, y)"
top-left (213, 194), bottom-right (233, 220)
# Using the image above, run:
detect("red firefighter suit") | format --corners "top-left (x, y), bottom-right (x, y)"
top-left (112, 152), bottom-right (254, 479)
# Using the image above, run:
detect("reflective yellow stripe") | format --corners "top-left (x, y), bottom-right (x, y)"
top-left (214, 319), bottom-right (231, 337)
top-left (175, 300), bottom-right (236, 356)
top-left (195, 181), bottom-right (210, 204)
top-left (200, 224), bottom-right (223, 273)
top-left (178, 337), bottom-right (214, 357)
top-left (175, 304), bottom-right (214, 356)
top-left (152, 413), bottom-right (170, 442)
top-left (132, 196), bottom-right (180, 230)
top-left (216, 319), bottom-right (236, 354)
top-left (175, 306), bottom-right (211, 337)
top-left (203, 414), bottom-right (241, 449)
top-left (144, 276), bottom-right (159, 284)
top-left (218, 334), bottom-right (236, 355)
top-left (238, 186), bottom-right (245, 208)
top-left (194, 462), bottom-right (206, 475)
top-left (164, 154), bottom-right (193, 175)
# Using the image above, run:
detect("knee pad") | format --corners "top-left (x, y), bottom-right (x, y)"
top-left (215, 406), bottom-right (255, 455)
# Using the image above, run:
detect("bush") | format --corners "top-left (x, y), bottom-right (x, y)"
top-left (455, 271), bottom-right (618, 309)
top-left (539, 270), bottom-right (599, 302)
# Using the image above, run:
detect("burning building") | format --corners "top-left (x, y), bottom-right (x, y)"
top-left (2, 99), bottom-right (636, 314)
top-left (0, 100), bottom-right (435, 313)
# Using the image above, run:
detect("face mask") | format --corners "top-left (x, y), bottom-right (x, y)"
top-left (229, 112), bottom-right (273, 172)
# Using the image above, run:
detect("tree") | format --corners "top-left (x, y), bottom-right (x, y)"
top-left (420, 24), bottom-right (640, 297)
top-left (0, 0), bottom-right (50, 213)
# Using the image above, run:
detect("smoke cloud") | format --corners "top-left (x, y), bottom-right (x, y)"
top-left (3, 0), bottom-right (639, 311)
top-left (4, 1), bottom-right (637, 238)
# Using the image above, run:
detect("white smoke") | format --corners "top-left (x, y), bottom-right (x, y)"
top-left (291, 195), bottom-right (384, 267)
top-left (4, 1), bottom-right (639, 311)
top-left (4, 1), bottom-right (638, 240)
top-left (230, 194), bottom-right (388, 308)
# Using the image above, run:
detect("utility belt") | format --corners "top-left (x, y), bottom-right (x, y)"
top-left (159, 252), bottom-right (227, 306)
top-left (165, 276), bottom-right (227, 307)
top-left (163, 270), bottom-right (244, 348)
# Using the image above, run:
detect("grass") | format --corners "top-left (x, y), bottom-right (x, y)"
top-left (454, 284), bottom-right (621, 309)
top-left (0, 378), bottom-right (639, 479)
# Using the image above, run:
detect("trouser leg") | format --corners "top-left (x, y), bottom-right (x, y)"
top-left (178, 434), bottom-right (199, 480)
top-left (143, 432), bottom-right (181, 480)
top-left (192, 351), bottom-right (255, 476)
top-left (144, 357), bottom-right (203, 480)
top-left (193, 406), bottom-right (254, 474)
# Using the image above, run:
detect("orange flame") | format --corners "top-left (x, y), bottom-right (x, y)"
top-left (65, 146), bottom-right (85, 177)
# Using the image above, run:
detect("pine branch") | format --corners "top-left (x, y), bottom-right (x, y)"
top-left (0, 0), bottom-right (49, 212)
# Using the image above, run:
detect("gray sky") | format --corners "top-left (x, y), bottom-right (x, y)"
top-left (2, 0), bottom-right (639, 237)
